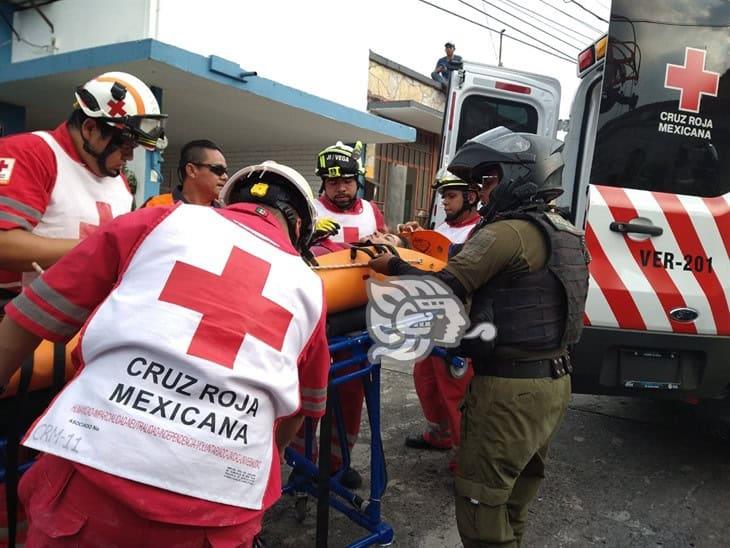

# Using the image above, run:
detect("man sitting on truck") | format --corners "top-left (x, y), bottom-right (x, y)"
top-left (431, 41), bottom-right (463, 90)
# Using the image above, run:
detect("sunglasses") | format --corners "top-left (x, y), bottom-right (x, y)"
top-left (191, 162), bottom-right (228, 176)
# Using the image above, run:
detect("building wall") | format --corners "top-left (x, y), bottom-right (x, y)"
top-left (11, 0), bottom-right (153, 63)
top-left (9, 0), bottom-right (371, 112)
top-left (154, 0), bottom-right (369, 112)
top-left (368, 60), bottom-right (445, 111)
top-left (367, 57), bottom-right (444, 225)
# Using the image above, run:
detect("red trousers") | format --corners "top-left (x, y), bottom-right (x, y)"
top-left (413, 356), bottom-right (473, 448)
top-left (291, 364), bottom-right (363, 470)
top-left (18, 456), bottom-right (260, 547)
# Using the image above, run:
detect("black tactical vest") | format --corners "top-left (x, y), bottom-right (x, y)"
top-left (464, 209), bottom-right (589, 355)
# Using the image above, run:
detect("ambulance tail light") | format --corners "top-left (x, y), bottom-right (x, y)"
top-left (577, 34), bottom-right (608, 77)
top-left (495, 81), bottom-right (531, 95)
top-left (578, 47), bottom-right (595, 74)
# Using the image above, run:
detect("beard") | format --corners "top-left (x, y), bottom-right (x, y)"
top-left (332, 194), bottom-right (355, 209)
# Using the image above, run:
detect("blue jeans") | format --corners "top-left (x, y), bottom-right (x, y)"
top-left (431, 71), bottom-right (449, 87)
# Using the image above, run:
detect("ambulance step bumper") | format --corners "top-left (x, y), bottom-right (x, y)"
top-left (571, 326), bottom-right (730, 400)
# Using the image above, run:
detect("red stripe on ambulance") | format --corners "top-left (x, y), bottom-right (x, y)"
top-left (652, 192), bottom-right (730, 334)
top-left (585, 223), bottom-right (646, 330)
top-left (596, 186), bottom-right (696, 334)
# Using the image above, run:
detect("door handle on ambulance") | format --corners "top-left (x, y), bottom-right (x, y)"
top-left (609, 222), bottom-right (663, 237)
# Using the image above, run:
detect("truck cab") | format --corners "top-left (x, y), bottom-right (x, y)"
top-left (436, 0), bottom-right (730, 408)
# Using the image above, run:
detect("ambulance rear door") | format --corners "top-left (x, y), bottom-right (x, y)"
top-left (583, 0), bottom-right (730, 347)
top-left (431, 62), bottom-right (561, 227)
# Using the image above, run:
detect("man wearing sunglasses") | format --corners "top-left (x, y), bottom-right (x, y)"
top-left (143, 139), bottom-right (228, 208)
top-left (0, 71), bottom-right (167, 311)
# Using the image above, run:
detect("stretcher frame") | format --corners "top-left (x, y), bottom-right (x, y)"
top-left (283, 330), bottom-right (464, 547)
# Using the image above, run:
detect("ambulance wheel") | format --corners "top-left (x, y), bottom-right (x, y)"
top-left (294, 496), bottom-right (308, 523)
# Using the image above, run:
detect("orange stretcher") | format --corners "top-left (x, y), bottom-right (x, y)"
top-left (1, 336), bottom-right (77, 399)
top-left (401, 230), bottom-right (452, 263)
top-left (1, 246), bottom-right (446, 398)
top-left (312, 245), bottom-right (446, 314)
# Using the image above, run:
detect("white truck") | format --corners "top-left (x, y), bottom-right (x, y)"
top-left (433, 0), bottom-right (730, 413)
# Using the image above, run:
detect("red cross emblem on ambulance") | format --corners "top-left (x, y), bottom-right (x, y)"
top-left (664, 47), bottom-right (719, 113)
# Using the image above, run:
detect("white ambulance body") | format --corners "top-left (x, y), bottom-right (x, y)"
top-left (435, 0), bottom-right (730, 408)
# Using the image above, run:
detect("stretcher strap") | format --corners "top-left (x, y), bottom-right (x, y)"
top-left (316, 384), bottom-right (336, 547)
top-left (310, 258), bottom-right (422, 271)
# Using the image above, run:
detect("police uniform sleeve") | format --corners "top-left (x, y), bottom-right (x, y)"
top-left (386, 221), bottom-right (522, 301)
top-left (444, 222), bottom-right (523, 294)
top-left (296, 291), bottom-right (329, 418)
top-left (0, 134), bottom-right (57, 231)
top-left (4, 207), bottom-right (171, 341)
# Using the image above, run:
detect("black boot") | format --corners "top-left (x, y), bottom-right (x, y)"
top-left (339, 467), bottom-right (363, 490)
top-left (404, 433), bottom-right (451, 451)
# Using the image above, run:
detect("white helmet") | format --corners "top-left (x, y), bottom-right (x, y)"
top-left (74, 71), bottom-right (167, 151)
top-left (432, 167), bottom-right (480, 193)
top-left (220, 161), bottom-right (317, 250)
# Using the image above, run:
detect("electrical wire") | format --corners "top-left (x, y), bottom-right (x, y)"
top-left (0, 7), bottom-right (55, 51)
top-left (415, 0), bottom-right (576, 63)
top-left (454, 0), bottom-right (577, 58)
top-left (502, 0), bottom-right (597, 43)
top-left (459, 0), bottom-right (583, 51)
top-left (538, 0), bottom-right (605, 34)
top-left (481, 1), bottom-right (499, 62)
top-left (563, 0), bottom-right (609, 24)
top-left (613, 17), bottom-right (730, 28)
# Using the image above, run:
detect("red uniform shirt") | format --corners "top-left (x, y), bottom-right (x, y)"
top-left (0, 123), bottom-right (130, 291)
top-left (6, 203), bottom-right (330, 526)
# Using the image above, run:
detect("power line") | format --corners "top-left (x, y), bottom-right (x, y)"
top-left (501, 0), bottom-right (595, 44)
top-left (538, 0), bottom-right (605, 34)
top-left (481, 1), bottom-right (499, 62)
top-left (563, 0), bottom-right (609, 24)
top-left (459, 0), bottom-right (584, 51)
top-left (415, 0), bottom-right (575, 63)
top-left (614, 17), bottom-right (730, 28)
top-left (452, 0), bottom-right (576, 59)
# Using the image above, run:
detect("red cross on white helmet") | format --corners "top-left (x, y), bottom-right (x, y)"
top-left (74, 71), bottom-right (168, 151)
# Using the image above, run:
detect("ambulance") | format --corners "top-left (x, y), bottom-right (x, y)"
top-left (433, 0), bottom-right (730, 411)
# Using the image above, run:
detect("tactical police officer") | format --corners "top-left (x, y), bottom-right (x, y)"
top-left (369, 127), bottom-right (590, 547)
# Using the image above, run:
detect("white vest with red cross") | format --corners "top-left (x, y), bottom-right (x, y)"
top-left (23, 132), bottom-right (132, 284)
top-left (314, 197), bottom-right (378, 244)
top-left (23, 205), bottom-right (324, 510)
top-left (435, 216), bottom-right (479, 244)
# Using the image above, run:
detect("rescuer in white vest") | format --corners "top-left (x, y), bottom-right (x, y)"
top-left (0, 161), bottom-right (331, 546)
top-left (313, 141), bottom-right (386, 244)
top-left (0, 71), bottom-right (167, 311)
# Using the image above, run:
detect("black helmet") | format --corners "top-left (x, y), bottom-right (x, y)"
top-left (448, 127), bottom-right (564, 222)
top-left (315, 141), bottom-right (365, 181)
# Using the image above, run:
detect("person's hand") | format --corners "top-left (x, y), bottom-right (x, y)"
top-left (310, 217), bottom-right (341, 245)
top-left (397, 221), bottom-right (423, 234)
top-left (369, 250), bottom-right (395, 275)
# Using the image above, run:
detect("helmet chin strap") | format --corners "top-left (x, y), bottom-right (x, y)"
top-left (81, 135), bottom-right (121, 178)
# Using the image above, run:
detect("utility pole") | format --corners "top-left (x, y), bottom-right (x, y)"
top-left (498, 29), bottom-right (506, 67)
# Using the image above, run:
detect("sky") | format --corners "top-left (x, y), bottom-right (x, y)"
top-left (156, 0), bottom-right (611, 120)
top-left (366, 0), bottom-right (611, 118)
